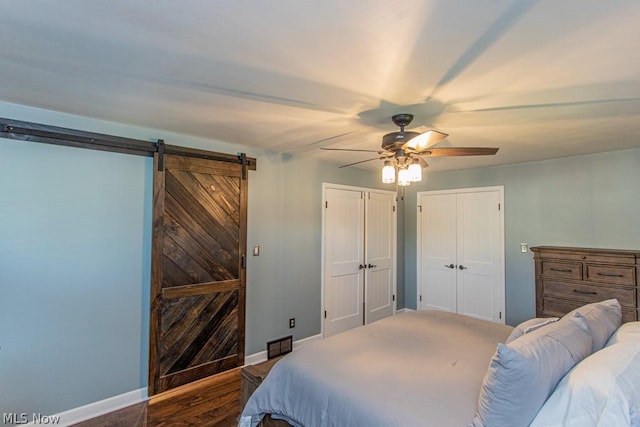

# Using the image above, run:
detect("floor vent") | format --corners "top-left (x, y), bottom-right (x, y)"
top-left (267, 335), bottom-right (293, 359)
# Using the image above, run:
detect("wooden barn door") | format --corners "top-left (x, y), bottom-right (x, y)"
top-left (149, 152), bottom-right (247, 395)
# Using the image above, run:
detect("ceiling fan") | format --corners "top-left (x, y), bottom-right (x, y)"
top-left (321, 113), bottom-right (499, 186)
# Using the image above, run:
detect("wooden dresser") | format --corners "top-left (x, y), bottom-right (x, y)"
top-left (241, 356), bottom-right (283, 407)
top-left (531, 246), bottom-right (640, 323)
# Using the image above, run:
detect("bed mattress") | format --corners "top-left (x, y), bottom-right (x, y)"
top-left (240, 310), bottom-right (512, 427)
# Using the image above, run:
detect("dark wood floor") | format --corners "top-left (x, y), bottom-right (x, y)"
top-left (73, 368), bottom-right (242, 427)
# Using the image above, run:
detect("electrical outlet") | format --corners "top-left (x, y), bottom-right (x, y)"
top-left (289, 318), bottom-right (295, 328)
top-left (520, 243), bottom-right (529, 253)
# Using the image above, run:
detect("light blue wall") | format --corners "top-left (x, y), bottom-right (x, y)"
top-left (0, 102), bottom-right (382, 416)
top-left (0, 138), bottom-right (152, 417)
top-left (403, 149), bottom-right (640, 325)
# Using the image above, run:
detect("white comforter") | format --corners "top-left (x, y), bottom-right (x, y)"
top-left (239, 310), bottom-right (512, 427)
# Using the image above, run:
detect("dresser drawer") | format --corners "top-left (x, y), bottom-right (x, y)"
top-left (586, 264), bottom-right (636, 286)
top-left (542, 297), bottom-right (638, 322)
top-left (534, 249), bottom-right (637, 265)
top-left (542, 280), bottom-right (636, 308)
top-left (541, 261), bottom-right (582, 280)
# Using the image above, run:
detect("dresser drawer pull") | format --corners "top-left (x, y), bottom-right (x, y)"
top-left (596, 272), bottom-right (624, 278)
top-left (550, 268), bottom-right (573, 273)
top-left (573, 289), bottom-right (598, 295)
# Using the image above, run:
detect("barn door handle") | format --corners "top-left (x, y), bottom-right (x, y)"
top-left (458, 265), bottom-right (467, 270)
top-left (444, 264), bottom-right (455, 269)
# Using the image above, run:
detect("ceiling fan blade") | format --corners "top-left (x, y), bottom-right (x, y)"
top-left (417, 157), bottom-right (429, 168)
top-left (421, 147), bottom-right (499, 157)
top-left (404, 130), bottom-right (449, 151)
top-left (321, 148), bottom-right (380, 153)
top-left (338, 157), bottom-right (383, 168)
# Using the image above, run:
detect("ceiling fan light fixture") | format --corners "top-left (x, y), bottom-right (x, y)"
top-left (397, 167), bottom-right (411, 187)
top-left (408, 158), bottom-right (422, 182)
top-left (332, 114), bottom-right (497, 188)
top-left (382, 161), bottom-right (395, 184)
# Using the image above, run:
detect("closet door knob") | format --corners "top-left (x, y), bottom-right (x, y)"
top-left (358, 264), bottom-right (366, 270)
top-left (444, 264), bottom-right (455, 269)
top-left (458, 265), bottom-right (467, 270)
top-left (367, 263), bottom-right (377, 269)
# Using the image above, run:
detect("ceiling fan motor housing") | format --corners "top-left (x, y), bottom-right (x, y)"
top-left (382, 131), bottom-right (420, 151)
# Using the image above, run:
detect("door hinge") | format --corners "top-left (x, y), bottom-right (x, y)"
top-left (499, 311), bottom-right (502, 319)
top-left (324, 310), bottom-right (327, 319)
top-left (325, 201), bottom-right (328, 208)
top-left (419, 295), bottom-right (422, 302)
top-left (392, 294), bottom-right (395, 301)
top-left (241, 254), bottom-right (246, 269)
top-left (498, 203), bottom-right (501, 211)
top-left (418, 205), bottom-right (422, 212)
top-left (393, 205), bottom-right (396, 212)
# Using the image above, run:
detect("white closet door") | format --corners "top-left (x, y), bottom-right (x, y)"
top-left (456, 190), bottom-right (502, 321)
top-left (418, 193), bottom-right (457, 312)
top-left (365, 191), bottom-right (396, 324)
top-left (417, 187), bottom-right (504, 322)
top-left (324, 188), bottom-right (365, 337)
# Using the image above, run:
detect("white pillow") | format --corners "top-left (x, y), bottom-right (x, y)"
top-left (563, 299), bottom-right (622, 352)
top-left (505, 317), bottom-right (559, 343)
top-left (606, 321), bottom-right (640, 346)
top-left (531, 328), bottom-right (640, 427)
top-left (471, 316), bottom-right (592, 427)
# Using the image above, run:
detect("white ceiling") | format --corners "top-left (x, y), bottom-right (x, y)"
top-left (1, 0), bottom-right (639, 172)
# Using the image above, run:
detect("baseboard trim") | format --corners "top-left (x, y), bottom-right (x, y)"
top-left (30, 334), bottom-right (322, 426)
top-left (25, 388), bottom-right (147, 427)
top-left (244, 333), bottom-right (322, 366)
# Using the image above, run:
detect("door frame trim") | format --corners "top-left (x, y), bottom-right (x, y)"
top-left (321, 183), bottom-right (398, 337)
top-left (416, 186), bottom-right (505, 321)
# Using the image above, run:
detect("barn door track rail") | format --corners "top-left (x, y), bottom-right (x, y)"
top-left (0, 118), bottom-right (257, 172)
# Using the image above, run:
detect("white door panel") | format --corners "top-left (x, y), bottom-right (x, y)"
top-left (423, 268), bottom-right (456, 312)
top-left (417, 187), bottom-right (504, 323)
top-left (324, 188), bottom-right (364, 337)
top-left (365, 191), bottom-right (395, 324)
top-left (365, 269), bottom-right (393, 323)
top-left (419, 194), bottom-right (457, 312)
top-left (457, 191), bottom-right (502, 321)
top-left (323, 186), bottom-right (396, 337)
top-left (325, 273), bottom-right (363, 336)
top-left (457, 273), bottom-right (495, 321)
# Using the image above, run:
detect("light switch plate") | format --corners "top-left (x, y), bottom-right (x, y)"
top-left (253, 244), bottom-right (260, 256)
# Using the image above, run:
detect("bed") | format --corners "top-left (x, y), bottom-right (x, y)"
top-left (239, 299), bottom-right (640, 427)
